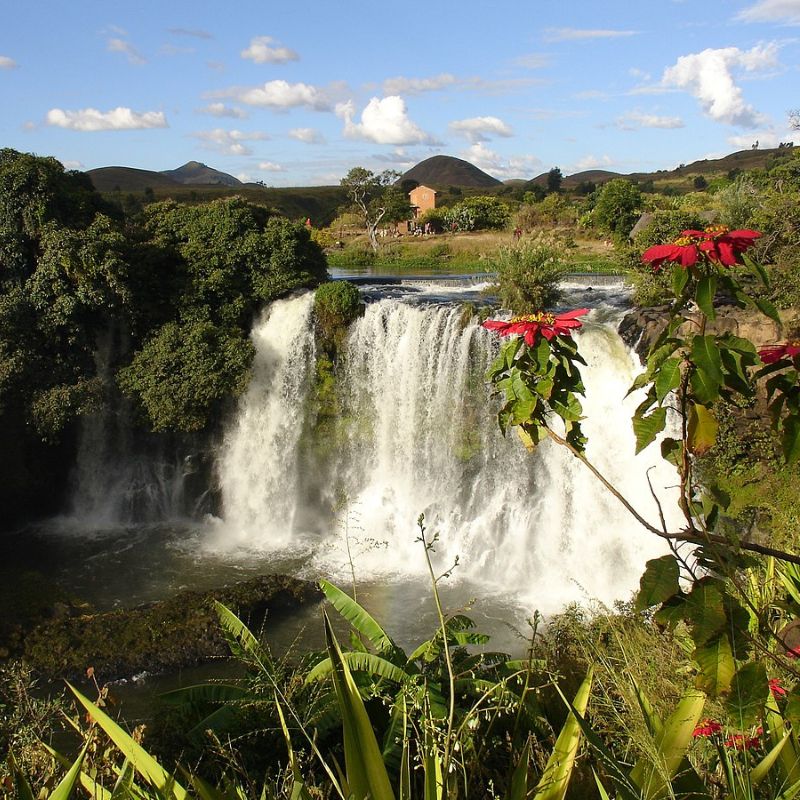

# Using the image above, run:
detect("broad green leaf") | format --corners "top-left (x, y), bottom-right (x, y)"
top-left (690, 368), bottom-right (720, 405)
top-left (532, 668), bottom-right (593, 800)
top-left (726, 661), bottom-right (768, 727)
top-left (686, 582), bottom-right (727, 646)
top-left (323, 612), bottom-right (396, 800)
top-left (632, 407), bottom-right (667, 454)
top-left (636, 555), bottom-right (680, 612)
top-left (767, 692), bottom-right (800, 785)
top-left (319, 580), bottom-right (396, 654)
top-left (506, 739), bottom-right (530, 800)
top-left (67, 682), bottom-right (189, 800)
top-left (751, 733), bottom-right (790, 787)
top-left (160, 683), bottom-right (249, 705)
top-left (305, 651), bottom-right (411, 684)
top-left (660, 437), bottom-right (683, 468)
top-left (517, 424), bottom-right (544, 452)
top-left (695, 274), bottom-right (717, 320)
top-left (691, 335), bottom-right (723, 384)
top-left (630, 688), bottom-right (705, 800)
top-left (693, 635), bottom-right (735, 696)
top-left (214, 601), bottom-right (273, 674)
top-left (687, 403), bottom-right (718, 455)
top-left (783, 415), bottom-right (800, 464)
top-left (654, 358), bottom-right (682, 403)
top-left (755, 296), bottom-right (781, 325)
top-left (423, 725), bottom-right (443, 800)
top-left (672, 264), bottom-right (690, 297)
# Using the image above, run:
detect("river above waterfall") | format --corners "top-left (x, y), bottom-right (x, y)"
top-left (6, 278), bottom-right (680, 656)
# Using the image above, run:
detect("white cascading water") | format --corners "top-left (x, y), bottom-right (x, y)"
top-left (215, 291), bottom-right (681, 611)
top-left (216, 293), bottom-right (317, 548)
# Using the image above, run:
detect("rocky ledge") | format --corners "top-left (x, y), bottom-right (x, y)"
top-left (618, 303), bottom-right (786, 363)
top-left (21, 574), bottom-right (321, 682)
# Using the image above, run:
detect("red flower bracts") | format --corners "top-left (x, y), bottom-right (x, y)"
top-left (482, 309), bottom-right (589, 346)
top-left (759, 341), bottom-right (800, 365)
top-left (641, 227), bottom-right (761, 270)
top-left (692, 719), bottom-right (723, 737)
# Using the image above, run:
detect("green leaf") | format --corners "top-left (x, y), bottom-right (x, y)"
top-left (323, 612), bottom-right (396, 800)
top-left (632, 406), bottom-right (667, 454)
top-left (726, 661), bottom-right (768, 727)
top-left (47, 743), bottom-right (88, 800)
top-left (755, 296), bottom-right (781, 325)
top-left (305, 651), bottom-right (411, 684)
top-left (67, 682), bottom-right (189, 799)
top-left (506, 739), bottom-right (530, 800)
top-left (751, 734), bottom-right (791, 787)
top-left (691, 335), bottom-right (723, 384)
top-left (319, 580), bottom-right (397, 654)
top-left (783, 415), bottom-right (800, 464)
top-left (654, 357), bottom-right (682, 403)
top-left (690, 367), bottom-right (720, 406)
top-left (660, 437), bottom-right (683, 468)
top-left (532, 669), bottom-right (593, 800)
top-left (672, 264), bottom-right (690, 297)
top-left (686, 582), bottom-right (727, 646)
top-left (687, 403), bottom-right (718, 455)
top-left (629, 688), bottom-right (706, 800)
top-left (214, 601), bottom-right (273, 674)
top-left (693, 635), bottom-right (735, 696)
top-left (695, 274), bottom-right (717, 320)
top-left (636, 555), bottom-right (680, 612)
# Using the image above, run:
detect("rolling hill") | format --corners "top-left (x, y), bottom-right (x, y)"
top-left (400, 155), bottom-right (502, 189)
top-left (160, 161), bottom-right (241, 187)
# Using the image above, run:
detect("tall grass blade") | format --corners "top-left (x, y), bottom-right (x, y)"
top-left (532, 668), bottom-right (593, 800)
top-left (422, 726), bottom-right (443, 800)
top-left (67, 682), bottom-right (189, 800)
top-left (47, 742), bottom-right (87, 800)
top-left (506, 738), bottom-right (530, 800)
top-left (324, 611), bottom-right (396, 800)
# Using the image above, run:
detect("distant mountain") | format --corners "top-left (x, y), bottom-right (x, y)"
top-left (400, 155), bottom-right (502, 189)
top-left (86, 167), bottom-right (181, 193)
top-left (161, 161), bottom-right (241, 187)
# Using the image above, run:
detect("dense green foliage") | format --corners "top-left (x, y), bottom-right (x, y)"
top-left (445, 194), bottom-right (511, 231)
top-left (0, 149), bottom-right (327, 522)
top-left (590, 178), bottom-right (643, 241)
top-left (491, 236), bottom-right (567, 313)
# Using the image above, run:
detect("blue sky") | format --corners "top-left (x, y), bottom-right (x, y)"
top-left (2, 0), bottom-right (799, 186)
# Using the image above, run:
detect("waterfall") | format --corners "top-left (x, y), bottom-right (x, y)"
top-left (215, 292), bottom-right (680, 610)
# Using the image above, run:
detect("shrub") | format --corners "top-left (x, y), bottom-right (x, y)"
top-left (314, 280), bottom-right (362, 352)
top-left (491, 235), bottom-right (566, 313)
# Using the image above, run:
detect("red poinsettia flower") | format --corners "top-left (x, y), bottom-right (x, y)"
top-left (723, 730), bottom-right (762, 750)
top-left (769, 678), bottom-right (787, 698)
top-left (641, 226), bottom-right (761, 271)
top-left (758, 341), bottom-right (800, 365)
top-left (692, 719), bottom-right (723, 737)
top-left (482, 308), bottom-right (589, 346)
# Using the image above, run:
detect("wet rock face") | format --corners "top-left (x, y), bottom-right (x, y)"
top-left (618, 304), bottom-right (784, 364)
top-left (21, 574), bottom-right (322, 681)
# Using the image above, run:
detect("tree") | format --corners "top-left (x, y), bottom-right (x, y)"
top-left (546, 167), bottom-right (563, 194)
top-left (591, 178), bottom-right (642, 240)
top-left (340, 167), bottom-right (405, 251)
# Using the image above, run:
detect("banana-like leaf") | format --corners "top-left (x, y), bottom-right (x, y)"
top-left (324, 611), bottom-right (396, 800)
top-left (213, 601), bottom-right (273, 674)
top-left (750, 733), bottom-right (790, 787)
top-left (767, 693), bottom-right (800, 785)
top-left (629, 688), bottom-right (705, 800)
top-left (506, 738), bottom-right (530, 800)
top-left (159, 683), bottom-right (249, 705)
top-left (47, 743), bottom-right (88, 800)
top-left (320, 580), bottom-right (397, 654)
top-left (305, 651), bottom-right (411, 685)
top-left (423, 725), bottom-right (443, 800)
top-left (532, 668), bottom-right (593, 800)
top-left (67, 682), bottom-right (189, 800)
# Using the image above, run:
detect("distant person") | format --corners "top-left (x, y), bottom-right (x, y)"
top-left (513, 226), bottom-right (522, 241)
top-left (305, 218), bottom-right (312, 228)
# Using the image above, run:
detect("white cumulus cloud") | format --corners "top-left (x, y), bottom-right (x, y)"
top-left (107, 38), bottom-right (146, 65)
top-left (199, 102), bottom-right (248, 119)
top-left (210, 80), bottom-right (330, 111)
top-left (46, 107), bottom-right (167, 131)
top-left (289, 127), bottom-right (324, 144)
top-left (60, 159), bottom-right (84, 170)
top-left (337, 96), bottom-right (434, 145)
top-left (258, 161), bottom-right (286, 171)
top-left (382, 73), bottom-right (457, 95)
top-left (192, 128), bottom-right (268, 156)
top-left (737, 0), bottom-right (800, 24)
top-left (662, 43), bottom-right (779, 127)
top-left (241, 36), bottom-right (299, 64)
top-left (0, 55), bottom-right (18, 69)
top-left (460, 142), bottom-right (541, 180)
top-left (449, 116), bottom-right (513, 142)
top-left (568, 154), bottom-right (614, 172)
top-left (617, 111), bottom-right (685, 130)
